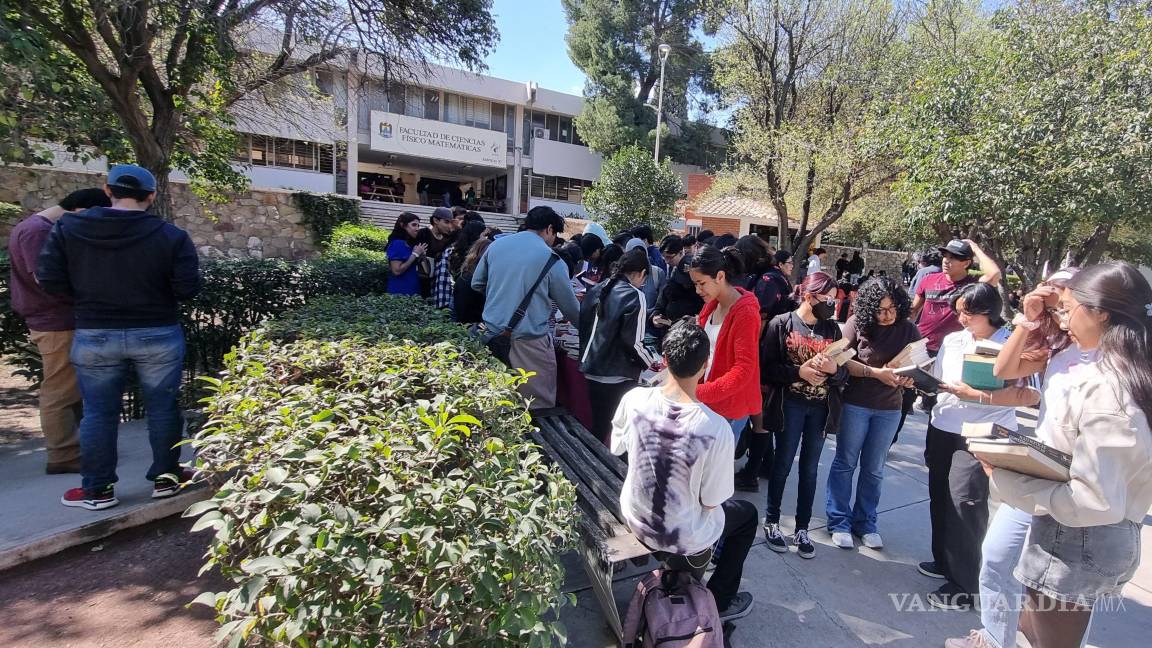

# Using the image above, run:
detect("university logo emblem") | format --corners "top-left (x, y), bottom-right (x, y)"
top-left (378, 121), bottom-right (393, 138)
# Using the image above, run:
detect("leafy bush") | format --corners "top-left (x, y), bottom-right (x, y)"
top-left (265, 295), bottom-right (476, 351)
top-left (0, 201), bottom-right (21, 224)
top-left (189, 313), bottom-right (577, 646)
top-left (294, 192), bottom-right (361, 244)
top-left (325, 223), bottom-right (391, 262)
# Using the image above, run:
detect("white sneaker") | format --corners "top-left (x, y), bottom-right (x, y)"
top-left (832, 532), bottom-right (854, 549)
top-left (860, 533), bottom-right (884, 549)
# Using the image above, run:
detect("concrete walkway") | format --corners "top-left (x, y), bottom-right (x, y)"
top-left (559, 411), bottom-right (1152, 647)
top-left (0, 419), bottom-right (208, 571)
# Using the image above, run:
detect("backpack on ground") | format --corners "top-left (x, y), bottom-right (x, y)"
top-left (622, 569), bottom-right (724, 647)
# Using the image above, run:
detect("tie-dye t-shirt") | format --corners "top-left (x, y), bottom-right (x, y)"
top-left (610, 386), bottom-right (735, 555)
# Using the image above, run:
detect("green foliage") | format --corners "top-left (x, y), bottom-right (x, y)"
top-left (889, 0), bottom-right (1152, 285)
top-left (824, 193), bottom-right (936, 251)
top-left (189, 297), bottom-right (577, 647)
top-left (0, 249), bottom-right (40, 385)
top-left (584, 144), bottom-right (682, 237)
top-left (562, 0), bottom-right (722, 166)
top-left (295, 192), bottom-right (362, 244)
top-left (325, 223), bottom-right (391, 261)
top-left (0, 201), bottom-right (22, 223)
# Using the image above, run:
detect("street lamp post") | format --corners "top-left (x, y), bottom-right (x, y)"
top-left (654, 43), bottom-right (671, 163)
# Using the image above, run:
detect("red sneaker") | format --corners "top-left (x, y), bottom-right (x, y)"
top-left (151, 468), bottom-right (200, 499)
top-left (61, 485), bottom-right (119, 510)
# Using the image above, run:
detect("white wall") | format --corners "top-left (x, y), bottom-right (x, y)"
top-left (529, 197), bottom-right (588, 220)
top-left (530, 138), bottom-right (603, 182)
top-left (242, 166), bottom-right (335, 193)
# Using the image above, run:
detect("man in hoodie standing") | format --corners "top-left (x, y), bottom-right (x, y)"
top-left (37, 165), bottom-right (202, 510)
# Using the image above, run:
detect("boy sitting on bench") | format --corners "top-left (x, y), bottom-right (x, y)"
top-left (611, 319), bottom-right (758, 621)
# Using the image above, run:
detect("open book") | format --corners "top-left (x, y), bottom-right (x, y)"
top-left (822, 338), bottom-right (857, 367)
top-left (963, 422), bottom-right (1071, 481)
top-left (887, 339), bottom-right (942, 393)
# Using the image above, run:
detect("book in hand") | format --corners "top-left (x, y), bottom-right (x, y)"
top-left (962, 353), bottom-right (1004, 391)
top-left (822, 338), bottom-right (857, 366)
top-left (962, 422), bottom-right (1071, 481)
top-left (893, 362), bottom-right (943, 393)
top-left (889, 339), bottom-right (930, 370)
top-left (973, 339), bottom-right (1003, 357)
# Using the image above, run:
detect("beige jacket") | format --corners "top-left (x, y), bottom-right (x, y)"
top-left (991, 365), bottom-right (1152, 527)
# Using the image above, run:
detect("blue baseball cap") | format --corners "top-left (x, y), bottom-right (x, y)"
top-left (107, 164), bottom-right (157, 193)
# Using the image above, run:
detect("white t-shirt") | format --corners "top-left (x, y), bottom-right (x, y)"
top-left (930, 327), bottom-right (1017, 434)
top-left (703, 314), bottom-right (722, 381)
top-left (807, 255), bottom-right (822, 275)
top-left (1034, 343), bottom-right (1098, 444)
top-left (610, 386), bottom-right (734, 555)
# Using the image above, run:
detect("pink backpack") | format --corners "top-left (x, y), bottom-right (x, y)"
top-left (621, 569), bottom-right (724, 647)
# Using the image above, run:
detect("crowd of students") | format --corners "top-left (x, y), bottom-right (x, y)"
top-left (424, 206), bottom-right (1151, 646)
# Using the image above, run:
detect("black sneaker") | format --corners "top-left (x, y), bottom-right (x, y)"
top-left (928, 583), bottom-right (973, 610)
top-left (152, 468), bottom-right (199, 499)
top-left (764, 522), bottom-right (788, 553)
top-left (734, 471), bottom-right (759, 493)
top-left (918, 561), bottom-right (946, 579)
top-left (717, 591), bottom-right (754, 622)
top-left (793, 529), bottom-right (815, 559)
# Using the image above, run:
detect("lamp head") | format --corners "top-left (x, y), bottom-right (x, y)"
top-left (658, 43), bottom-right (671, 61)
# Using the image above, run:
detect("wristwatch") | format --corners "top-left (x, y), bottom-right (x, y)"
top-left (1012, 313), bottom-right (1040, 331)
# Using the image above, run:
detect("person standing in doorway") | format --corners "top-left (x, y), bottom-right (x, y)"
top-left (472, 206), bottom-right (580, 410)
top-left (37, 165), bottom-right (202, 510)
top-left (9, 188), bottom-right (111, 474)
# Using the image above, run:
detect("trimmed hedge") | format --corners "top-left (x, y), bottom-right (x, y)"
top-left (189, 297), bottom-right (577, 647)
top-left (325, 223), bottom-right (391, 262)
top-left (294, 192), bottom-right (361, 244)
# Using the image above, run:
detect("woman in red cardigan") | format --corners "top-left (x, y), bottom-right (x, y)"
top-left (690, 245), bottom-right (763, 443)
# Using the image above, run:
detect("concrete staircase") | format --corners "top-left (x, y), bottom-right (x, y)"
top-left (359, 200), bottom-right (521, 233)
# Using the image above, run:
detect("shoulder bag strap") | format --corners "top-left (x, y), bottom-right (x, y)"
top-left (502, 253), bottom-right (561, 336)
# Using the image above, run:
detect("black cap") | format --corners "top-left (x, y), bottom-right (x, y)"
top-left (938, 239), bottom-right (974, 260)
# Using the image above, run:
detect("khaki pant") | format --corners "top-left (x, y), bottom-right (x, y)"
top-left (508, 335), bottom-right (557, 410)
top-left (28, 329), bottom-right (82, 464)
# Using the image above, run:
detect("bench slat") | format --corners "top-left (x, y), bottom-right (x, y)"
top-left (529, 430), bottom-right (630, 537)
top-left (537, 417), bottom-right (626, 514)
top-left (558, 413), bottom-right (628, 482)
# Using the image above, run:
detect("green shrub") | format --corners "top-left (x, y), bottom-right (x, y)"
top-left (265, 295), bottom-right (477, 352)
top-left (0, 250), bottom-right (41, 385)
top-left (189, 330), bottom-right (577, 647)
top-left (295, 192), bottom-right (361, 244)
top-left (0, 201), bottom-right (21, 224)
top-left (325, 223), bottom-right (391, 262)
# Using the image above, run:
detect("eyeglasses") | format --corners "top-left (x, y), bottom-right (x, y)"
top-left (876, 305), bottom-right (898, 316)
top-left (1049, 304), bottom-right (1082, 321)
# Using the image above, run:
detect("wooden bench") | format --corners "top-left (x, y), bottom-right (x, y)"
top-left (530, 407), bottom-right (650, 642)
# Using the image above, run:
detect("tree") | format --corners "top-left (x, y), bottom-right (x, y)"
top-left (708, 0), bottom-right (906, 279)
top-left (890, 0), bottom-right (1152, 288)
top-left (562, 0), bottom-right (720, 166)
top-left (583, 144), bottom-right (682, 237)
top-left (0, 1), bottom-right (499, 218)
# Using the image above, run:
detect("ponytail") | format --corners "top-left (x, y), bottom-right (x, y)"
top-left (690, 245), bottom-right (744, 284)
top-left (597, 247), bottom-right (650, 318)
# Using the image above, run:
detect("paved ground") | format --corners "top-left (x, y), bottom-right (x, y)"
top-left (0, 363), bottom-right (39, 444)
top-left (559, 411), bottom-right (1152, 648)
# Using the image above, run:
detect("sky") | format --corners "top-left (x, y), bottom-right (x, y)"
top-left (483, 0), bottom-right (588, 95)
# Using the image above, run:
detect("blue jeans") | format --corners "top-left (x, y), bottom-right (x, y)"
top-left (71, 326), bottom-right (186, 491)
top-left (766, 395), bottom-right (827, 529)
top-left (728, 416), bottom-right (749, 447)
top-left (825, 403), bottom-right (901, 535)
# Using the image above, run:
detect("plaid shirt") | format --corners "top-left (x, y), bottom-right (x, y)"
top-left (432, 253), bottom-right (454, 310)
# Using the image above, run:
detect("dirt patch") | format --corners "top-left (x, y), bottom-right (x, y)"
top-left (0, 515), bottom-right (224, 648)
top-left (0, 362), bottom-right (39, 444)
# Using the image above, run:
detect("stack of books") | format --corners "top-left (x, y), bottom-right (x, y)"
top-left (889, 339), bottom-right (943, 393)
top-left (962, 340), bottom-right (1005, 391)
top-left (821, 338), bottom-right (857, 367)
top-left (962, 421), bottom-right (1071, 481)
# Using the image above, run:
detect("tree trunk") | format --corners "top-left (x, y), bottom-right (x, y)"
top-left (1071, 222), bottom-right (1114, 267)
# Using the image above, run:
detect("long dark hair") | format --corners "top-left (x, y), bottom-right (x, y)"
top-left (597, 247), bottom-right (650, 317)
top-left (449, 220), bottom-right (487, 275)
top-left (1067, 262), bottom-right (1152, 424)
top-left (388, 212), bottom-right (419, 244)
top-left (689, 245), bottom-right (744, 284)
top-left (735, 235), bottom-right (769, 275)
top-left (854, 276), bottom-right (911, 335)
top-left (950, 282), bottom-right (1006, 328)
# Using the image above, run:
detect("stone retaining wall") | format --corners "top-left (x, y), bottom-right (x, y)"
top-left (0, 167), bottom-right (316, 259)
top-left (823, 244), bottom-right (913, 280)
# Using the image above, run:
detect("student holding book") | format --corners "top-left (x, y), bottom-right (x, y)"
top-left (918, 283), bottom-right (1041, 611)
top-left (753, 272), bottom-right (848, 559)
top-left (826, 277), bottom-right (919, 550)
top-left (958, 263), bottom-right (1152, 648)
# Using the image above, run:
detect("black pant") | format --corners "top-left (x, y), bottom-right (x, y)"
top-left (587, 379), bottom-right (636, 444)
top-left (925, 424), bottom-right (968, 579)
top-left (944, 450), bottom-right (990, 595)
top-left (766, 396), bottom-right (828, 529)
top-left (706, 499), bottom-right (758, 609)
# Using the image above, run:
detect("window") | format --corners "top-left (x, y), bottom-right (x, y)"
top-left (444, 93), bottom-right (464, 124)
top-left (319, 144), bottom-right (335, 174)
top-left (233, 134), bottom-right (250, 164)
top-left (386, 83), bottom-right (405, 114)
top-left (545, 114), bottom-right (559, 141)
top-left (490, 103), bottom-right (505, 133)
top-left (559, 116), bottom-right (572, 144)
top-left (423, 89), bottom-right (440, 120)
top-left (543, 175), bottom-right (558, 200)
top-left (572, 122), bottom-right (585, 147)
top-left (234, 133), bottom-right (334, 173)
top-left (404, 86), bottom-right (423, 118)
top-left (315, 70), bottom-right (335, 97)
top-left (275, 138), bottom-right (295, 167)
top-left (292, 140), bottom-right (316, 169)
top-left (250, 135), bottom-right (269, 166)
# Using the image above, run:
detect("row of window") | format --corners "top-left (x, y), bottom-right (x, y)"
top-left (522, 110), bottom-right (583, 156)
top-left (519, 171), bottom-right (593, 204)
top-left (233, 134), bottom-right (336, 174)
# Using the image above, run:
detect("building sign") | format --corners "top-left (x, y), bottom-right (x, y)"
top-left (369, 111), bottom-right (505, 168)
